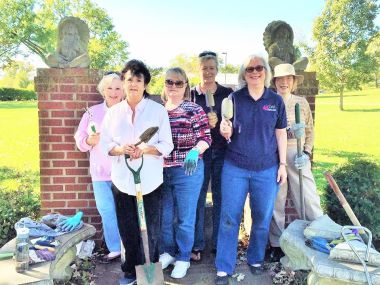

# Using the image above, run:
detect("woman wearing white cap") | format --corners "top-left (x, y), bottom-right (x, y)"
top-left (269, 63), bottom-right (323, 261)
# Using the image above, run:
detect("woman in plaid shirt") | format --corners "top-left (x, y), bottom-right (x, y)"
top-left (159, 67), bottom-right (212, 279)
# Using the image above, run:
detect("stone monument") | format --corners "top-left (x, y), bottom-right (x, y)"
top-left (46, 16), bottom-right (90, 68)
top-left (263, 20), bottom-right (308, 71)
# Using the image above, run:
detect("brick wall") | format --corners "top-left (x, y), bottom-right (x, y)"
top-left (35, 68), bottom-right (318, 242)
top-left (35, 68), bottom-right (104, 240)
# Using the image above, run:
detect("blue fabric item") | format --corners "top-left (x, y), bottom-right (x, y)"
top-left (58, 211), bottom-right (83, 232)
top-left (161, 160), bottom-right (204, 261)
top-left (305, 237), bottom-right (332, 254)
top-left (15, 214), bottom-right (84, 237)
top-left (92, 181), bottom-right (121, 252)
top-left (225, 87), bottom-right (287, 171)
top-left (194, 148), bottom-right (225, 251)
top-left (215, 162), bottom-right (279, 274)
top-left (184, 149), bottom-right (199, 175)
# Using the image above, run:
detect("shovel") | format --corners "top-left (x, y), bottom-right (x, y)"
top-left (295, 103), bottom-right (306, 220)
top-left (125, 156), bottom-right (164, 285)
top-left (125, 126), bottom-right (159, 159)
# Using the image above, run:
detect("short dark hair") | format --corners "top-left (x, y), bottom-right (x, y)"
top-left (121, 59), bottom-right (151, 84)
top-left (121, 59), bottom-right (151, 97)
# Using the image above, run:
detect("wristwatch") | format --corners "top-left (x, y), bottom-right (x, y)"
top-left (304, 151), bottom-right (311, 158)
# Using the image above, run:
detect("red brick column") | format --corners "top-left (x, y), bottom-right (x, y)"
top-left (35, 68), bottom-right (103, 240)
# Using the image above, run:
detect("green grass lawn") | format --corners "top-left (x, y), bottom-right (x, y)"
top-left (313, 87), bottom-right (380, 204)
top-left (0, 101), bottom-right (39, 191)
top-left (0, 88), bottom-right (379, 199)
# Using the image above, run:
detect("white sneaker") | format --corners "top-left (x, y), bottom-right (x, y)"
top-left (159, 252), bottom-right (176, 269)
top-left (171, 261), bottom-right (190, 279)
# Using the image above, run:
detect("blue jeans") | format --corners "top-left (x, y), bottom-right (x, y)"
top-left (93, 181), bottom-right (121, 252)
top-left (194, 148), bottom-right (225, 251)
top-left (161, 160), bottom-right (204, 261)
top-left (215, 161), bottom-right (279, 274)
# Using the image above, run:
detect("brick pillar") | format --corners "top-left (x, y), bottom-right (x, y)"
top-left (35, 68), bottom-right (104, 241)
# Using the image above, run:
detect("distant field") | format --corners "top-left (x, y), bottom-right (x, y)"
top-left (0, 101), bottom-right (39, 191)
top-left (0, 88), bottom-right (379, 202)
top-left (313, 87), bottom-right (380, 206)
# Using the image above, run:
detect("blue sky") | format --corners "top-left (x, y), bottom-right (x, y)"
top-left (93, 0), bottom-right (329, 67)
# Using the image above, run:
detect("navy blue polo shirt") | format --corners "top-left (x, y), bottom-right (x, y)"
top-left (191, 83), bottom-right (233, 149)
top-left (225, 87), bottom-right (287, 171)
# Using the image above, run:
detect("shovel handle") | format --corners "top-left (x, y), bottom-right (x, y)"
top-left (125, 157), bottom-right (151, 264)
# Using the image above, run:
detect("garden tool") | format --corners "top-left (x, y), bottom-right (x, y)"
top-left (205, 90), bottom-right (215, 112)
top-left (125, 156), bottom-right (164, 285)
top-left (324, 171), bottom-right (373, 248)
top-left (125, 126), bottom-right (159, 159)
top-left (221, 97), bottom-right (233, 143)
top-left (341, 226), bottom-right (373, 285)
top-left (295, 103), bottom-right (306, 220)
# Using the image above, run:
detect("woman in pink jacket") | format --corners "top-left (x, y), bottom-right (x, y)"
top-left (74, 72), bottom-right (124, 262)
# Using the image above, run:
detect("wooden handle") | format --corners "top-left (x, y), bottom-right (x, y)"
top-left (324, 171), bottom-right (362, 227)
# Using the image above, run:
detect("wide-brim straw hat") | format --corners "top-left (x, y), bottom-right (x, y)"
top-left (273, 63), bottom-right (304, 85)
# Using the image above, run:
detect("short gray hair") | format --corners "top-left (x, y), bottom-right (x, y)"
top-left (199, 53), bottom-right (218, 70)
top-left (97, 73), bottom-right (122, 97)
top-left (237, 54), bottom-right (272, 89)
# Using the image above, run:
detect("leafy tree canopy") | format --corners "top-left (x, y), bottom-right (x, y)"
top-left (0, 0), bottom-right (128, 70)
top-left (310, 0), bottom-right (378, 109)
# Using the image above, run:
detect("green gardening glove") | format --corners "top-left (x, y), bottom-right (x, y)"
top-left (58, 211), bottom-right (83, 232)
top-left (183, 149), bottom-right (199, 176)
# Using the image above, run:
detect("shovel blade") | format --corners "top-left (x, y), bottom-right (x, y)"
top-left (135, 262), bottom-right (164, 285)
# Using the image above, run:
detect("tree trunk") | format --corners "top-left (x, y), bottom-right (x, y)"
top-left (339, 86), bottom-right (344, 111)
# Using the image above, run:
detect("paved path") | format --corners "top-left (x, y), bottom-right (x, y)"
top-left (94, 251), bottom-right (273, 285)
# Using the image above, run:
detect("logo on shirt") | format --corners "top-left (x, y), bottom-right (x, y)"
top-left (263, 104), bottom-right (277, 112)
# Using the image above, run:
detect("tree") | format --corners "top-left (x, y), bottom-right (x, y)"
top-left (310, 0), bottom-right (378, 110)
top-left (0, 0), bottom-right (128, 70)
top-left (219, 64), bottom-right (239, 74)
top-left (366, 32), bottom-right (380, 88)
top-left (0, 60), bottom-right (35, 89)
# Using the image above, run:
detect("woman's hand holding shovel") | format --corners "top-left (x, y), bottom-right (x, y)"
top-left (220, 118), bottom-right (232, 141)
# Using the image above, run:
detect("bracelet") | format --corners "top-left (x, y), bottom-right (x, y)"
top-left (279, 162), bottom-right (287, 167)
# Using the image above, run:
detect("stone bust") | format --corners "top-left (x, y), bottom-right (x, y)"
top-left (46, 17), bottom-right (90, 68)
top-left (263, 20), bottom-right (308, 72)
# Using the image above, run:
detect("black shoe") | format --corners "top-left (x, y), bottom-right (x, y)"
top-left (249, 264), bottom-right (265, 275)
top-left (215, 275), bottom-right (229, 285)
top-left (270, 247), bottom-right (285, 262)
top-left (119, 273), bottom-right (136, 285)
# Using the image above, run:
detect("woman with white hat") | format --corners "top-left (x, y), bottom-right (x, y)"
top-left (269, 63), bottom-right (323, 261)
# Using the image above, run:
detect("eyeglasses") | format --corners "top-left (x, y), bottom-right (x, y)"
top-left (199, 51), bottom-right (217, 58)
top-left (245, 65), bottom-right (265, 73)
top-left (165, 79), bottom-right (187, 88)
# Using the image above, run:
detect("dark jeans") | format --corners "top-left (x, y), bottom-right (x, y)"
top-left (193, 147), bottom-right (226, 251)
top-left (112, 183), bottom-right (162, 276)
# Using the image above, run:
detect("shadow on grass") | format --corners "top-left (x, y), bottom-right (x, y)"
top-left (0, 101), bottom-right (37, 109)
top-left (317, 94), bottom-right (366, 99)
top-left (343, 108), bottom-right (380, 113)
top-left (0, 166), bottom-right (39, 190)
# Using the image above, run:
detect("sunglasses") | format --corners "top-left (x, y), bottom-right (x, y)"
top-left (105, 71), bottom-right (121, 76)
top-left (245, 65), bottom-right (265, 73)
top-left (165, 79), bottom-right (187, 88)
top-left (199, 51), bottom-right (217, 58)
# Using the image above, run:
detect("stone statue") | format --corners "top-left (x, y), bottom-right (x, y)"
top-left (263, 20), bottom-right (308, 72)
top-left (46, 17), bottom-right (90, 68)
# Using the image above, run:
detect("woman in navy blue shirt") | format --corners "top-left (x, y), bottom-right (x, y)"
top-left (214, 55), bottom-right (287, 285)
